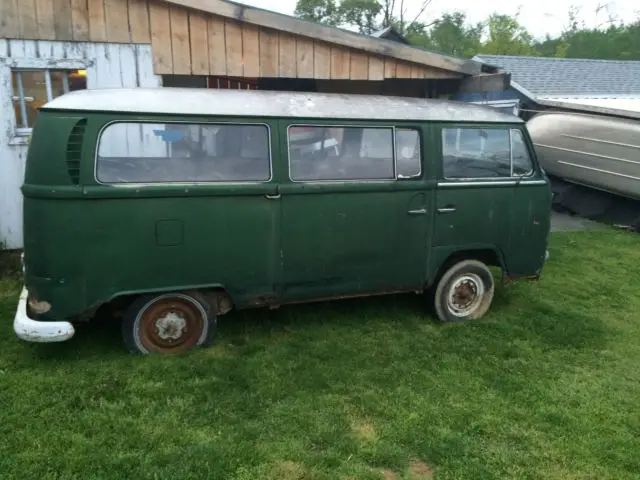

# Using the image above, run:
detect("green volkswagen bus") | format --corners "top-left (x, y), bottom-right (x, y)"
top-left (14, 88), bottom-right (551, 355)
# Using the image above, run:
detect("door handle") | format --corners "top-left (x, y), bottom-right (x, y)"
top-left (265, 193), bottom-right (281, 200)
top-left (437, 207), bottom-right (456, 214)
top-left (408, 208), bottom-right (427, 215)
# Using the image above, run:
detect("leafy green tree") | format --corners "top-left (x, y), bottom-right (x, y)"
top-left (294, 0), bottom-right (340, 26)
top-left (339, 0), bottom-right (382, 34)
top-left (409, 12), bottom-right (482, 58)
top-left (479, 13), bottom-right (537, 56)
top-left (294, 0), bottom-right (433, 35)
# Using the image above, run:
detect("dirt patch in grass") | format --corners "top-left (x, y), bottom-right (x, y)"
top-left (352, 420), bottom-right (377, 443)
top-left (271, 461), bottom-right (307, 480)
top-left (409, 461), bottom-right (434, 479)
top-left (381, 469), bottom-right (397, 480)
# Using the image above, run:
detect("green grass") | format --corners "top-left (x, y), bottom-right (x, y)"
top-left (1, 230), bottom-right (639, 479)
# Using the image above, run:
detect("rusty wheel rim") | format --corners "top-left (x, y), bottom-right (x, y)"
top-left (136, 295), bottom-right (206, 354)
top-left (447, 274), bottom-right (484, 318)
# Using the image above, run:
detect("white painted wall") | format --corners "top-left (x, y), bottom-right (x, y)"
top-left (0, 40), bottom-right (160, 250)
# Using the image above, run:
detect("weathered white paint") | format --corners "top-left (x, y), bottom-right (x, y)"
top-left (45, 88), bottom-right (520, 123)
top-left (13, 287), bottom-right (76, 343)
top-left (0, 39), bottom-right (160, 250)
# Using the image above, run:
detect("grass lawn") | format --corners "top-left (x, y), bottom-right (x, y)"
top-left (1, 230), bottom-right (639, 479)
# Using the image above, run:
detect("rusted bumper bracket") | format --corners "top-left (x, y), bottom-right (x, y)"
top-left (13, 288), bottom-right (75, 343)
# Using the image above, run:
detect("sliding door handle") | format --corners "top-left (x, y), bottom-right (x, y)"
top-left (408, 208), bottom-right (428, 215)
top-left (437, 207), bottom-right (457, 214)
top-left (265, 193), bottom-right (281, 200)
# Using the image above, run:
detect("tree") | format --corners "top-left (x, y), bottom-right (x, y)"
top-left (381, 0), bottom-right (434, 34)
top-left (294, 0), bottom-right (340, 26)
top-left (411, 12), bottom-right (482, 58)
top-left (293, 0), bottom-right (434, 35)
top-left (339, 0), bottom-right (381, 34)
top-left (479, 13), bottom-right (537, 56)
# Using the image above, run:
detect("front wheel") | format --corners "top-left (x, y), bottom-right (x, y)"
top-left (433, 260), bottom-right (495, 323)
top-left (122, 292), bottom-right (216, 355)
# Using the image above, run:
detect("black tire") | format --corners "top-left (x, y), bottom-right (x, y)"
top-left (122, 292), bottom-right (217, 355)
top-left (433, 260), bottom-right (495, 323)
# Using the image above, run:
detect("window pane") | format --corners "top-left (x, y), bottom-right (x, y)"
top-left (396, 128), bottom-right (421, 178)
top-left (67, 70), bottom-right (88, 92)
top-left (11, 72), bottom-right (24, 127)
top-left (97, 123), bottom-right (271, 184)
top-left (12, 71), bottom-right (48, 128)
top-left (289, 126), bottom-right (394, 181)
top-left (50, 71), bottom-right (67, 98)
top-left (511, 129), bottom-right (533, 176)
top-left (442, 128), bottom-right (511, 179)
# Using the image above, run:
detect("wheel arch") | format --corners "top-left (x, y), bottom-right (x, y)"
top-left (102, 284), bottom-right (235, 318)
top-left (429, 246), bottom-right (506, 289)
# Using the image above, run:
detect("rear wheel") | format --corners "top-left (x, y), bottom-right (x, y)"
top-left (433, 260), bottom-right (495, 323)
top-left (122, 292), bottom-right (216, 355)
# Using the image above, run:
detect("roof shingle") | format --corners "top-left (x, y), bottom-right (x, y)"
top-left (473, 54), bottom-right (640, 97)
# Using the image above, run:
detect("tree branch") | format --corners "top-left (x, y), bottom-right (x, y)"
top-left (407, 0), bottom-right (432, 27)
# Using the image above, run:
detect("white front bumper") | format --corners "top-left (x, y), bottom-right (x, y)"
top-left (14, 287), bottom-right (75, 343)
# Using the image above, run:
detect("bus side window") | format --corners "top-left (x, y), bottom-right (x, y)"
top-left (395, 128), bottom-right (421, 178)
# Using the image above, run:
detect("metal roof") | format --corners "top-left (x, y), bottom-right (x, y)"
top-left (474, 55), bottom-right (640, 97)
top-left (536, 95), bottom-right (640, 120)
top-left (43, 88), bottom-right (523, 123)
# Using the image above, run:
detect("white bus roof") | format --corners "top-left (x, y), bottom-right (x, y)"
top-left (43, 88), bottom-right (523, 124)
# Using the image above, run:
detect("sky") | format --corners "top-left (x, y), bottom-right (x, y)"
top-left (234, 0), bottom-right (639, 39)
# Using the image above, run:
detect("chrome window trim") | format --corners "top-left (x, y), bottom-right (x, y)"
top-left (441, 126), bottom-right (537, 183)
top-left (94, 120), bottom-right (274, 186)
top-left (286, 123), bottom-right (398, 183)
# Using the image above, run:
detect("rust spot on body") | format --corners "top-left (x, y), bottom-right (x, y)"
top-left (28, 297), bottom-right (51, 315)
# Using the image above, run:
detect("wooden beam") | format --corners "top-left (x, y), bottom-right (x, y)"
top-left (384, 59), bottom-right (396, 79)
top-left (207, 16), bottom-right (226, 75)
top-left (368, 56), bottom-right (384, 81)
top-left (296, 37), bottom-right (314, 78)
top-left (148, 0), bottom-right (173, 74)
top-left (128, 0), bottom-right (151, 44)
top-left (169, 6), bottom-right (191, 74)
top-left (189, 12), bottom-right (209, 75)
top-left (330, 47), bottom-right (350, 80)
top-left (259, 28), bottom-right (278, 77)
top-left (0, 0), bottom-right (19, 38)
top-left (104, 0), bottom-right (130, 43)
top-left (457, 72), bottom-right (511, 93)
top-left (34, 0), bottom-right (55, 40)
top-left (53, 0), bottom-right (74, 40)
top-left (18, 0), bottom-right (39, 39)
top-left (313, 42), bottom-right (331, 80)
top-left (88, 0), bottom-right (107, 42)
top-left (278, 32), bottom-right (297, 78)
top-left (395, 62), bottom-right (412, 79)
top-left (350, 51), bottom-right (368, 81)
top-left (243, 24), bottom-right (260, 78)
top-left (70, 0), bottom-right (90, 41)
top-left (224, 20), bottom-right (243, 77)
top-left (162, 0), bottom-right (479, 75)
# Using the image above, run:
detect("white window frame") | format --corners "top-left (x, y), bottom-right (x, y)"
top-left (11, 67), bottom-right (86, 138)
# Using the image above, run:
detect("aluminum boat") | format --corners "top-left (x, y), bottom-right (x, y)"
top-left (526, 111), bottom-right (640, 201)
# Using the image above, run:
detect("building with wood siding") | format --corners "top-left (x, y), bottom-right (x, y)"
top-left (0, 0), bottom-right (509, 249)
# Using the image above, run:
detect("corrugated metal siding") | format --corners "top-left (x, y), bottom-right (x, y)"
top-left (0, 39), bottom-right (160, 249)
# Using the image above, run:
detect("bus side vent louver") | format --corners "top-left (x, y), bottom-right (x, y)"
top-left (65, 119), bottom-right (87, 185)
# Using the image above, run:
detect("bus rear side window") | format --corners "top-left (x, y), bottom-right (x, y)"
top-left (96, 122), bottom-right (271, 184)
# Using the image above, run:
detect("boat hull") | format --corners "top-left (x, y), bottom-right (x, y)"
top-left (526, 112), bottom-right (640, 201)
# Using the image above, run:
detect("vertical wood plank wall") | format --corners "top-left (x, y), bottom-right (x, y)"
top-left (0, 0), bottom-right (458, 80)
top-left (0, 39), bottom-right (160, 249)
